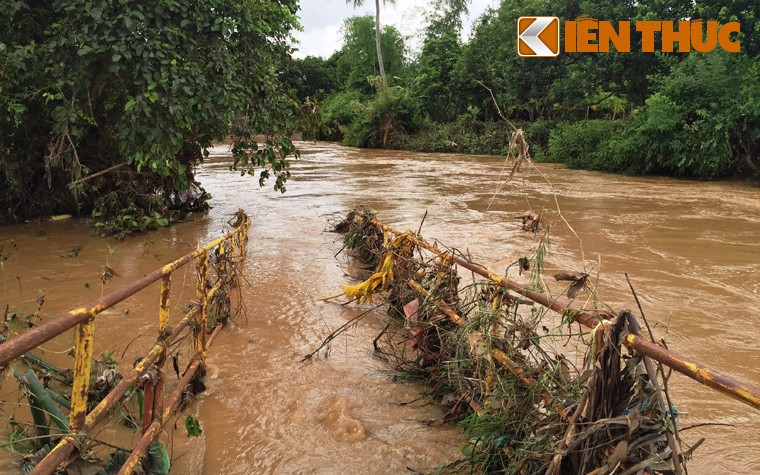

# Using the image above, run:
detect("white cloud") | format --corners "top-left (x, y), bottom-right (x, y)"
top-left (292, 0), bottom-right (497, 59)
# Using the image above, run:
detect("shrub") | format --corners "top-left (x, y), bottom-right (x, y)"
top-left (547, 120), bottom-right (624, 169)
top-left (343, 81), bottom-right (422, 148)
top-left (317, 89), bottom-right (365, 141)
top-left (598, 51), bottom-right (760, 179)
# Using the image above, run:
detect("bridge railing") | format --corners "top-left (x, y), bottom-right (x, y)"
top-left (0, 211), bottom-right (250, 475)
top-left (368, 216), bottom-right (760, 411)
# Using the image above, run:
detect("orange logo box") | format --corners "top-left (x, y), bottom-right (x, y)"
top-left (517, 16), bottom-right (560, 57)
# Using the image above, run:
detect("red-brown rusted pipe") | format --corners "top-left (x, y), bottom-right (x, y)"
top-left (625, 334), bottom-right (760, 410)
top-left (372, 216), bottom-right (760, 411)
top-left (29, 279), bottom-right (223, 475)
top-left (0, 225), bottom-right (244, 367)
top-left (141, 384), bottom-right (155, 434)
top-left (28, 305), bottom-right (199, 475)
top-left (118, 324), bottom-right (223, 475)
top-left (372, 218), bottom-right (609, 326)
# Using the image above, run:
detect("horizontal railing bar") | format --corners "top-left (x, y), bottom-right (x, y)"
top-left (29, 280), bottom-right (224, 475)
top-left (370, 218), bottom-right (610, 327)
top-left (371, 217), bottom-right (760, 411)
top-left (118, 324), bottom-right (224, 475)
top-left (0, 225), bottom-right (244, 367)
top-left (625, 334), bottom-right (760, 410)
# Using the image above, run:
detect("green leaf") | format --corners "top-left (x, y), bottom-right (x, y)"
top-left (184, 415), bottom-right (202, 437)
top-left (7, 431), bottom-right (33, 454)
top-left (146, 441), bottom-right (170, 475)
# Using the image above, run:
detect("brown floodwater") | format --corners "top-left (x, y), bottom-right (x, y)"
top-left (0, 141), bottom-right (758, 474)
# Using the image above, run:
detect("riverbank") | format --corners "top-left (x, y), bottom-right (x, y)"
top-left (366, 118), bottom-right (760, 182)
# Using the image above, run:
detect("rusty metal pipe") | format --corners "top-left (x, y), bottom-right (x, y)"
top-left (625, 334), bottom-right (760, 410)
top-left (373, 216), bottom-right (760, 411)
top-left (0, 225), bottom-right (245, 367)
top-left (118, 324), bottom-right (224, 475)
top-left (30, 281), bottom-right (223, 475)
top-left (371, 219), bottom-right (609, 327)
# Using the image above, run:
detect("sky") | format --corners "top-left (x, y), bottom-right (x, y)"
top-left (291, 0), bottom-right (497, 59)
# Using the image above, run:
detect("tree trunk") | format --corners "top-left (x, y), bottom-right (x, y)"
top-left (374, 0), bottom-right (386, 84)
top-left (745, 148), bottom-right (759, 172)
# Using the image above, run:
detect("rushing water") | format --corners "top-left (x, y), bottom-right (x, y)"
top-left (0, 142), bottom-right (758, 474)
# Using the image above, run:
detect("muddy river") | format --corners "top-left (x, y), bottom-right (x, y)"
top-left (0, 142), bottom-right (758, 474)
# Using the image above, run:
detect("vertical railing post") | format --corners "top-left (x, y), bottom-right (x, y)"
top-left (158, 274), bottom-right (171, 336)
top-left (228, 238), bottom-right (236, 278)
top-left (141, 383), bottom-right (154, 434)
top-left (218, 240), bottom-right (227, 277)
top-left (195, 251), bottom-right (209, 359)
top-left (153, 273), bottom-right (172, 428)
top-left (152, 367), bottom-right (164, 425)
top-left (69, 318), bottom-right (95, 432)
top-left (241, 217), bottom-right (250, 258)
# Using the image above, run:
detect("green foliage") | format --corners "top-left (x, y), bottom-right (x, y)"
top-left (145, 441), bottom-right (170, 475)
top-left (335, 16), bottom-right (407, 92)
top-left (694, 0), bottom-right (760, 57)
top-left (416, 1), bottom-right (468, 122)
top-left (6, 431), bottom-right (33, 455)
top-left (94, 205), bottom-right (172, 239)
top-left (598, 51), bottom-right (760, 178)
top-left (318, 89), bottom-right (365, 140)
top-left (282, 55), bottom-right (339, 102)
top-left (0, 0), bottom-right (300, 228)
top-left (548, 120), bottom-right (624, 170)
top-left (293, 0), bottom-right (757, 180)
top-left (185, 415), bottom-right (203, 437)
top-left (343, 81), bottom-right (422, 148)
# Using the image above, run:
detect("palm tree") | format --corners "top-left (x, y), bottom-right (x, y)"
top-left (346, 0), bottom-right (395, 84)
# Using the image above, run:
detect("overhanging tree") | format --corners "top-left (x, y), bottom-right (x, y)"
top-left (0, 0), bottom-right (300, 230)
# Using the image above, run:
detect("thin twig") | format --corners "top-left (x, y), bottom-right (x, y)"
top-left (476, 80), bottom-right (516, 130)
top-left (625, 273), bottom-right (655, 341)
top-left (679, 422), bottom-right (734, 432)
top-left (301, 304), bottom-right (383, 362)
top-left (416, 209), bottom-right (427, 236)
top-left (68, 163), bottom-right (127, 187)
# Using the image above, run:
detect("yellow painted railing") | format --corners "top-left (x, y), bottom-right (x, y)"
top-left (0, 210), bottom-right (250, 475)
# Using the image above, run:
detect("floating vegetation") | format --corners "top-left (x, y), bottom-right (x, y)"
top-left (320, 209), bottom-right (695, 474)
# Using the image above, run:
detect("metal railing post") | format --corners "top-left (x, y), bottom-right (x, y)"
top-left (158, 274), bottom-right (171, 336)
top-left (195, 251), bottom-right (209, 359)
top-left (1, 214), bottom-right (254, 474)
top-left (69, 318), bottom-right (95, 433)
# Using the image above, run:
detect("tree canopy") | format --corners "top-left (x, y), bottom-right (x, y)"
top-left (1, 0), bottom-right (300, 231)
top-left (288, 0), bottom-right (759, 179)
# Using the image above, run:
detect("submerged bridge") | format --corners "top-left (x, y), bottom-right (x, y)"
top-left (0, 212), bottom-right (249, 474)
top-left (0, 208), bottom-right (758, 474)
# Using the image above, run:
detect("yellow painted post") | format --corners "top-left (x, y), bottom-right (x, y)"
top-left (218, 240), bottom-right (227, 282)
top-left (195, 251), bottom-right (208, 359)
top-left (228, 237), bottom-right (236, 267)
top-left (242, 217), bottom-right (250, 257)
top-left (69, 318), bottom-right (95, 432)
top-left (158, 274), bottom-right (171, 336)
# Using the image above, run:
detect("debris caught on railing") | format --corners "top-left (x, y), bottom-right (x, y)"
top-left (316, 208), bottom-right (758, 474)
top-left (0, 211), bottom-right (250, 475)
